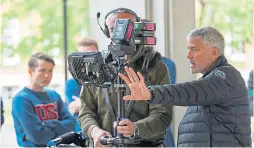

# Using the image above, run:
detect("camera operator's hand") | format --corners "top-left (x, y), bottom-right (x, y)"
top-left (91, 126), bottom-right (111, 148)
top-left (117, 119), bottom-right (135, 137)
top-left (119, 66), bottom-right (152, 101)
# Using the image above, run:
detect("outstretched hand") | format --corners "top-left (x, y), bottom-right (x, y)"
top-left (118, 66), bottom-right (152, 101)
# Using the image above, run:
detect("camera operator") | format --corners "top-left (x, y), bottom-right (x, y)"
top-left (78, 8), bottom-right (172, 147)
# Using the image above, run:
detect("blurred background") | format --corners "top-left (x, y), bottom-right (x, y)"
top-left (0, 0), bottom-right (253, 146)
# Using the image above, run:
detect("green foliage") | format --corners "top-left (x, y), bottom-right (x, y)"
top-left (196, 0), bottom-right (253, 50)
top-left (1, 0), bottom-right (90, 62)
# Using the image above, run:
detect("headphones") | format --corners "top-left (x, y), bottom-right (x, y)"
top-left (103, 8), bottom-right (141, 38)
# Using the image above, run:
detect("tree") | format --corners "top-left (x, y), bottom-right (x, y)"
top-left (196, 0), bottom-right (253, 51)
top-left (0, 0), bottom-right (90, 63)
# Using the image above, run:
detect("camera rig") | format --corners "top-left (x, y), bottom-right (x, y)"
top-left (68, 18), bottom-right (156, 147)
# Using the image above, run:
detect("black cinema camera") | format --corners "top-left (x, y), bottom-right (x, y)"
top-left (68, 19), bottom-right (156, 87)
top-left (67, 18), bottom-right (156, 147)
top-left (109, 18), bottom-right (156, 57)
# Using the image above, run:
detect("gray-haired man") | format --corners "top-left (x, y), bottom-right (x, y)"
top-left (119, 26), bottom-right (252, 147)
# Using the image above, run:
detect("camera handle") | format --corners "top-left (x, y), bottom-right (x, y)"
top-left (115, 56), bottom-right (126, 137)
top-left (100, 56), bottom-right (141, 147)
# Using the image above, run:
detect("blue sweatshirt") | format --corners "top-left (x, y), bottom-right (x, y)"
top-left (161, 57), bottom-right (176, 84)
top-left (65, 78), bottom-right (81, 105)
top-left (12, 87), bottom-right (76, 147)
top-left (65, 78), bottom-right (82, 132)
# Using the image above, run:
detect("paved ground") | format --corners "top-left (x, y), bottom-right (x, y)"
top-left (0, 123), bottom-right (18, 147)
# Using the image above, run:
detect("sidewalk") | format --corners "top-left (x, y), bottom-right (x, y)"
top-left (0, 123), bottom-right (18, 147)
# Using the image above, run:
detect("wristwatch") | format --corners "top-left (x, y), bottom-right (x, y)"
top-left (134, 125), bottom-right (140, 137)
top-left (147, 86), bottom-right (155, 103)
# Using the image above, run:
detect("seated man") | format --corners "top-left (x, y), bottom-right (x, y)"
top-left (78, 8), bottom-right (172, 147)
top-left (65, 38), bottom-right (99, 116)
top-left (161, 57), bottom-right (176, 84)
top-left (12, 53), bottom-right (76, 147)
top-left (161, 57), bottom-right (176, 147)
top-left (65, 38), bottom-right (98, 132)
